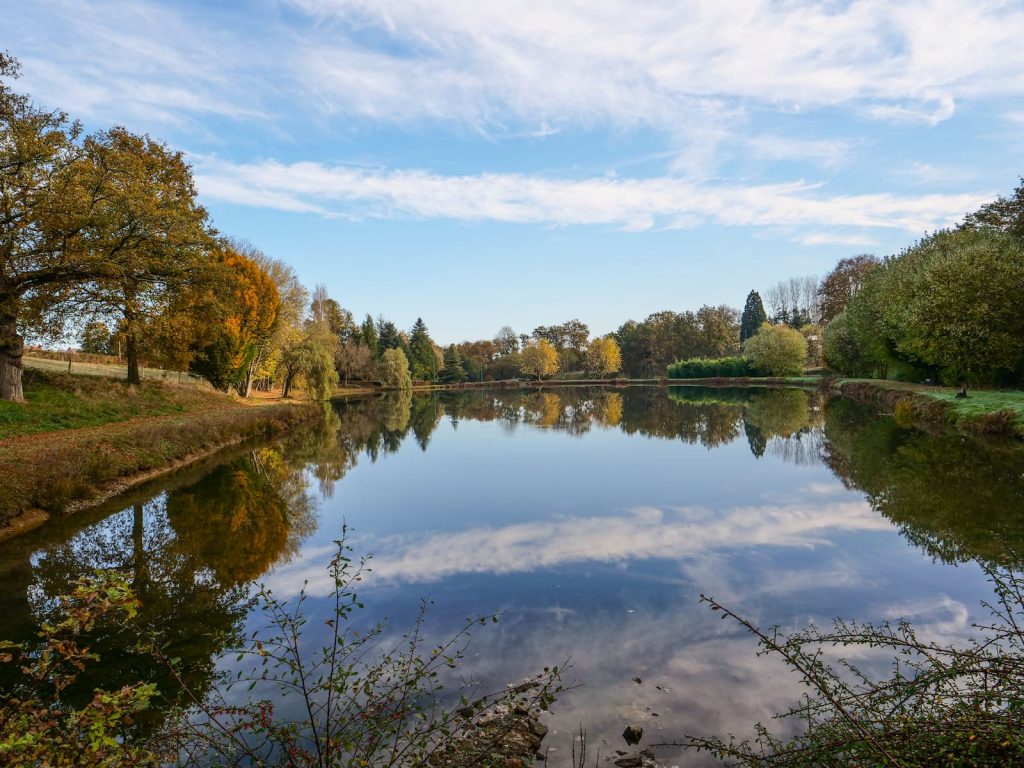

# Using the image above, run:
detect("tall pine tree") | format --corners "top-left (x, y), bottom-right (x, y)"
top-left (376, 316), bottom-right (403, 353)
top-left (360, 314), bottom-right (379, 357)
top-left (440, 345), bottom-right (467, 383)
top-left (408, 318), bottom-right (438, 381)
top-left (740, 290), bottom-right (768, 344)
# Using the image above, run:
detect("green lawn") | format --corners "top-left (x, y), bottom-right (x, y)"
top-left (0, 368), bottom-right (228, 440)
top-left (925, 388), bottom-right (1024, 424)
top-left (23, 354), bottom-right (209, 384)
top-left (837, 377), bottom-right (1024, 434)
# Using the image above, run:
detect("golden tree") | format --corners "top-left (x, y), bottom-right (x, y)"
top-left (586, 337), bottom-right (622, 375)
top-left (520, 339), bottom-right (559, 379)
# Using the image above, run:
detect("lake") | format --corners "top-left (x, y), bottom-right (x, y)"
top-left (2, 386), bottom-right (1022, 765)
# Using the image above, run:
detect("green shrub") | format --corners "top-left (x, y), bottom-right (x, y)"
top-left (743, 323), bottom-right (807, 377)
top-left (680, 565), bottom-right (1024, 766)
top-left (667, 356), bottom-right (752, 379)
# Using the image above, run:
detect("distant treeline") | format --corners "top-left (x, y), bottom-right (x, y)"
top-left (7, 45), bottom-right (1022, 401)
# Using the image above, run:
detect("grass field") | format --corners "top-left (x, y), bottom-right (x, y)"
top-left (0, 367), bottom-right (228, 440)
top-left (23, 355), bottom-right (210, 386)
top-left (0, 367), bottom-right (319, 531)
top-left (836, 378), bottom-right (1024, 436)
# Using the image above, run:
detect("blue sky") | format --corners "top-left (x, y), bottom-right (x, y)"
top-left (6, 0), bottom-right (1024, 343)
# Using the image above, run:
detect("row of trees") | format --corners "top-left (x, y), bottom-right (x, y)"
top-left (1, 52), bottom-right (344, 402)
top-left (822, 182), bottom-right (1024, 386)
top-left (716, 180), bottom-right (1024, 387)
top-left (379, 320), bottom-right (625, 385)
top-left (666, 257), bottom-right (875, 380)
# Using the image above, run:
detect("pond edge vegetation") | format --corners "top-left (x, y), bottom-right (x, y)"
top-left (0, 373), bottom-right (320, 540)
top-left (4, 370), bottom-right (1022, 544)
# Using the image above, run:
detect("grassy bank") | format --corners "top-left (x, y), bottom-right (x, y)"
top-left (666, 371), bottom-right (1024, 436)
top-left (834, 378), bottom-right (1024, 437)
top-left (1, 368), bottom-right (233, 439)
top-left (0, 369), bottom-right (319, 538)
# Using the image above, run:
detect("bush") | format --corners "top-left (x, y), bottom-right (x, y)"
top-left (667, 356), bottom-right (752, 379)
top-left (743, 324), bottom-right (808, 377)
top-left (823, 310), bottom-right (863, 375)
top-left (879, 228), bottom-right (1024, 386)
top-left (679, 565), bottom-right (1024, 766)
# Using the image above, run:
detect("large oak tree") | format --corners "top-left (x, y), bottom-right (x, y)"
top-left (46, 128), bottom-right (213, 385)
top-left (0, 54), bottom-right (102, 400)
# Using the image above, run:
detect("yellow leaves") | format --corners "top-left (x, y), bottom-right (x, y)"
top-left (598, 392), bottom-right (623, 426)
top-left (587, 337), bottom-right (622, 375)
top-left (520, 339), bottom-right (559, 379)
top-left (537, 392), bottom-right (562, 426)
top-left (220, 248), bottom-right (281, 346)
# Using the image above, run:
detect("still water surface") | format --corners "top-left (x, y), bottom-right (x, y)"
top-left (2, 386), bottom-right (1022, 764)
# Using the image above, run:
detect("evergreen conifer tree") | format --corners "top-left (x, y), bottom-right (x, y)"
top-left (408, 318), bottom-right (438, 381)
top-left (376, 316), bottom-right (403, 353)
top-left (440, 345), bottom-right (467, 383)
top-left (360, 314), bottom-right (379, 357)
top-left (740, 290), bottom-right (768, 343)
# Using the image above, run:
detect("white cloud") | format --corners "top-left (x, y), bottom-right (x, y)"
top-left (263, 500), bottom-right (893, 595)
top-left (865, 92), bottom-right (957, 125)
top-left (900, 162), bottom-right (979, 186)
top-left (10, 0), bottom-right (1024, 143)
top-left (743, 135), bottom-right (857, 169)
top-left (288, 0), bottom-right (1024, 131)
top-left (194, 157), bottom-right (988, 234)
top-left (797, 232), bottom-right (882, 247)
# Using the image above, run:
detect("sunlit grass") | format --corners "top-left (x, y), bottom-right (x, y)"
top-left (0, 368), bottom-right (227, 440)
top-left (838, 377), bottom-right (1024, 435)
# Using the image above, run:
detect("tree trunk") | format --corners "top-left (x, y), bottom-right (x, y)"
top-left (282, 368), bottom-right (297, 398)
top-left (0, 291), bottom-right (24, 402)
top-left (125, 328), bottom-right (141, 385)
top-left (124, 290), bottom-right (141, 386)
top-left (131, 503), bottom-right (149, 597)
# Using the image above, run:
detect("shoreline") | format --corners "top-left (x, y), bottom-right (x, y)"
top-left (831, 378), bottom-right (1024, 438)
top-left (0, 400), bottom-right (320, 543)
top-left (356, 374), bottom-right (1023, 437)
top-left (4, 373), bottom-right (1019, 543)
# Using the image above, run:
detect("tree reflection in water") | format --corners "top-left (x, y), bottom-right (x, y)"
top-left (334, 387), bottom-right (1024, 570)
top-left (2, 427), bottom-right (327, 734)
top-left (3, 386), bottom-right (1024, 745)
top-left (821, 397), bottom-right (1024, 566)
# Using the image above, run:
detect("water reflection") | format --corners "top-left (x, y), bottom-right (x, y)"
top-left (166, 448), bottom-right (315, 584)
top-left (2, 387), bottom-right (1023, 761)
top-left (331, 386), bottom-right (824, 453)
top-left (821, 398), bottom-right (1024, 566)
top-left (269, 498), bottom-right (887, 593)
top-left (0, 432), bottom-right (327, 730)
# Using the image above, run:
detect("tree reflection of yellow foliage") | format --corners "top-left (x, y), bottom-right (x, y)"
top-left (167, 448), bottom-right (306, 586)
top-left (538, 392), bottom-right (562, 427)
top-left (598, 392), bottom-right (623, 426)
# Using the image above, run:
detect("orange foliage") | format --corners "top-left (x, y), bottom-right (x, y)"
top-left (218, 247), bottom-right (281, 368)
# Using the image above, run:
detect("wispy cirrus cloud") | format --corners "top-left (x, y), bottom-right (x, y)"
top-left (289, 0), bottom-right (1024, 132)
top-left (10, 0), bottom-right (267, 128)
top-left (10, 0), bottom-right (1024, 155)
top-left (194, 157), bottom-right (987, 235)
top-left (263, 501), bottom-right (893, 595)
top-left (796, 232), bottom-right (882, 248)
